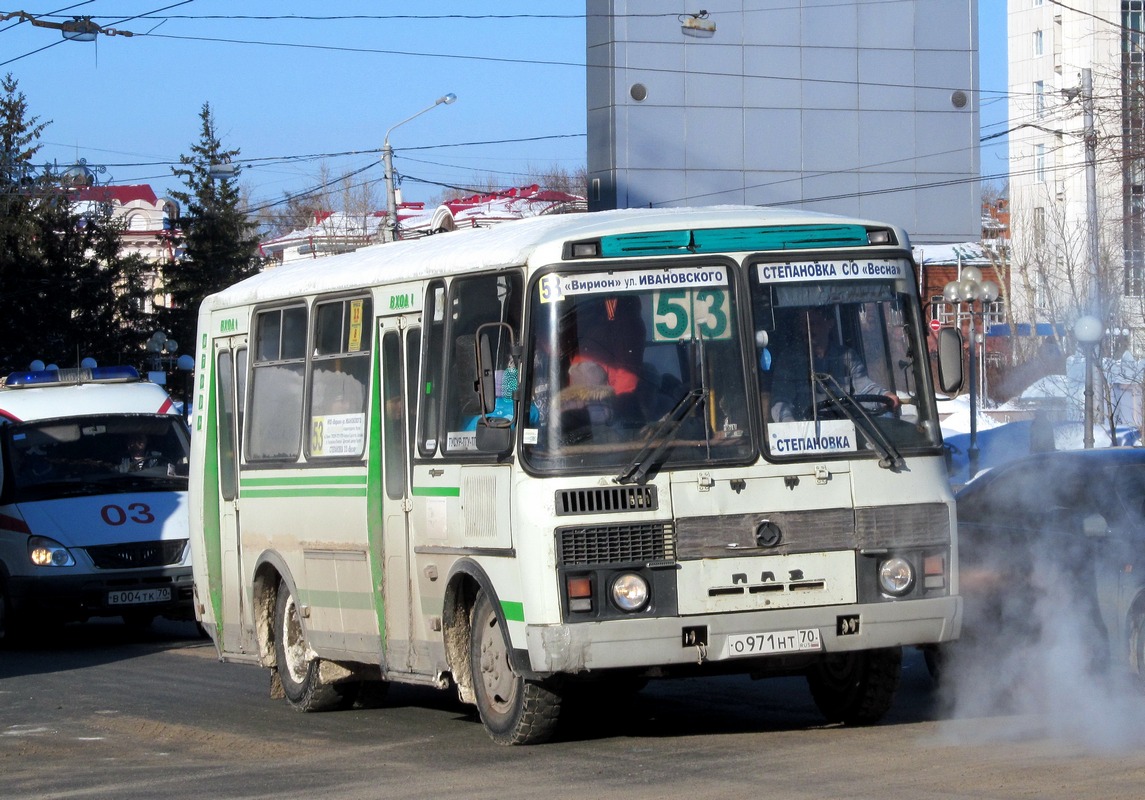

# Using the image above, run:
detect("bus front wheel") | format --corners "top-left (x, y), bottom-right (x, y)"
top-left (469, 590), bottom-right (561, 745)
top-left (806, 646), bottom-right (901, 725)
top-left (273, 583), bottom-right (354, 712)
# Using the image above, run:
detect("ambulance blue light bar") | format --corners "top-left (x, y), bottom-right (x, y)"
top-left (3, 366), bottom-right (140, 388)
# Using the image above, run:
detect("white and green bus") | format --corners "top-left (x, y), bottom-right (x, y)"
top-left (189, 206), bottom-right (963, 744)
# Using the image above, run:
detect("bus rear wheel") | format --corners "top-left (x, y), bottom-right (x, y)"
top-left (469, 590), bottom-right (561, 745)
top-left (273, 583), bottom-right (354, 712)
top-left (806, 646), bottom-right (901, 725)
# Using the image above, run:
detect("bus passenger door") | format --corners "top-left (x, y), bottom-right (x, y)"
top-left (376, 319), bottom-right (419, 674)
top-left (214, 340), bottom-right (254, 654)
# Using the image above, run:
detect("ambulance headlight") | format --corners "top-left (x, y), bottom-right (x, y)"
top-left (610, 573), bottom-right (649, 612)
top-left (878, 556), bottom-right (914, 596)
top-left (29, 536), bottom-right (76, 567)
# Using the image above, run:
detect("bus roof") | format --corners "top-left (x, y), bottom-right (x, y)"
top-left (203, 205), bottom-right (908, 310)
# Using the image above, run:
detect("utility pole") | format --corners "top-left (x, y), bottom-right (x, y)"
top-left (1081, 68), bottom-right (1100, 449)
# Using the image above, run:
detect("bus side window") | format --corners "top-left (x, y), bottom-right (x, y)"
top-left (308, 296), bottom-right (372, 460)
top-left (442, 271), bottom-right (522, 455)
top-left (418, 281), bottom-right (446, 457)
top-left (248, 305), bottom-right (307, 461)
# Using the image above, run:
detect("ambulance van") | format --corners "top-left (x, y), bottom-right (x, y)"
top-left (0, 366), bottom-right (192, 637)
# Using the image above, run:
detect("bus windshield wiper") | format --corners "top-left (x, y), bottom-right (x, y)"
top-left (613, 385), bottom-right (706, 485)
top-left (812, 373), bottom-right (904, 470)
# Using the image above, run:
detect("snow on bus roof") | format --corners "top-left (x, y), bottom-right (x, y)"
top-left (203, 205), bottom-right (887, 310)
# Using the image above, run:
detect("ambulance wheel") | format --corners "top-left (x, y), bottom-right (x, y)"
top-left (469, 590), bottom-right (561, 745)
top-left (273, 583), bottom-right (354, 712)
top-left (807, 646), bottom-right (902, 725)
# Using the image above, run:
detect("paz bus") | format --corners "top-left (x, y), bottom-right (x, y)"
top-left (0, 366), bottom-right (193, 637)
top-left (188, 206), bottom-right (963, 744)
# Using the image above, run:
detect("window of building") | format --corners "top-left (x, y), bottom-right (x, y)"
top-left (1035, 144), bottom-right (1046, 182)
top-left (1034, 29), bottom-right (1044, 56)
top-left (1033, 206), bottom-right (1046, 245)
top-left (1034, 80), bottom-right (1045, 118)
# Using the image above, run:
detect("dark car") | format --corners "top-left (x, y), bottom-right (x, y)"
top-left (941, 448), bottom-right (1145, 689)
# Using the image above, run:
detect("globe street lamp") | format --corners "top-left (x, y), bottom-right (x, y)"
top-left (382, 93), bottom-right (457, 242)
top-left (943, 266), bottom-right (999, 479)
top-left (1073, 314), bottom-right (1103, 449)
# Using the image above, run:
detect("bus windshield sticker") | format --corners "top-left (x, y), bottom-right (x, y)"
top-left (757, 259), bottom-right (905, 284)
top-left (446, 430), bottom-right (478, 452)
top-left (310, 413), bottom-right (365, 457)
top-left (768, 419), bottom-right (858, 455)
top-left (651, 288), bottom-right (731, 341)
top-left (539, 266), bottom-right (728, 303)
top-left (348, 299), bottom-right (364, 352)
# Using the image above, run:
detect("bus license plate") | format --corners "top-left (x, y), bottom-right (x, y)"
top-left (108, 588), bottom-right (171, 606)
top-left (726, 628), bottom-right (822, 657)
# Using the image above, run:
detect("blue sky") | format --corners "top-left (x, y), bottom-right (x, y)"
top-left (3, 2), bottom-right (1007, 211)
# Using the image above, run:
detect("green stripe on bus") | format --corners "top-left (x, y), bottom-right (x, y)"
top-left (241, 475), bottom-right (366, 487)
top-left (241, 488), bottom-right (367, 498)
top-left (501, 600), bottom-right (524, 622)
top-left (301, 588), bottom-right (376, 611)
top-left (411, 486), bottom-right (461, 497)
top-left (203, 358), bottom-right (224, 647)
top-left (366, 338), bottom-right (387, 647)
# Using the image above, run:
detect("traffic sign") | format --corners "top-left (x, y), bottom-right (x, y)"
top-left (929, 319), bottom-right (942, 333)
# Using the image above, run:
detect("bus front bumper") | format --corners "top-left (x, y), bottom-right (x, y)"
top-left (523, 595), bottom-right (961, 675)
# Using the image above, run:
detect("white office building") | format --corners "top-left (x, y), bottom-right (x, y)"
top-left (1008, 0), bottom-right (1144, 352)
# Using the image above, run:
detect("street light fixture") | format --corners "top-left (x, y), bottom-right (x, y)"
top-left (1073, 314), bottom-right (1103, 449)
top-left (943, 266), bottom-right (999, 479)
top-left (382, 93), bottom-right (457, 242)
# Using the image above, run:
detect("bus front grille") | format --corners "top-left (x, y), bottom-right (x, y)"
top-left (555, 486), bottom-right (658, 516)
top-left (85, 539), bottom-right (188, 569)
top-left (557, 522), bottom-right (675, 566)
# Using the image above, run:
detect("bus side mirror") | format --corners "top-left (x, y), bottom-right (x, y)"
top-left (474, 322), bottom-right (518, 453)
top-left (936, 327), bottom-right (964, 395)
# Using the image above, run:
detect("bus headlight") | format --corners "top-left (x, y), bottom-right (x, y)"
top-left (878, 557), bottom-right (914, 596)
top-left (610, 573), bottom-right (649, 612)
top-left (29, 536), bottom-right (76, 567)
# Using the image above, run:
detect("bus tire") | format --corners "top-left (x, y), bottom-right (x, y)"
top-left (806, 646), bottom-right (901, 726)
top-left (469, 590), bottom-right (560, 745)
top-left (273, 583), bottom-right (353, 712)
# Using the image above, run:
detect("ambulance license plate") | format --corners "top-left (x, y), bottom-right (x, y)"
top-left (108, 588), bottom-right (171, 605)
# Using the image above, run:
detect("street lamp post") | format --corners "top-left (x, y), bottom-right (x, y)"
top-left (943, 266), bottom-right (999, 480)
top-left (382, 93), bottom-right (457, 242)
top-left (1073, 315), bottom-right (1103, 449)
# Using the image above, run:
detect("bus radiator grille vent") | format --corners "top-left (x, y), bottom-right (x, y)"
top-left (855, 503), bottom-right (950, 548)
top-left (555, 486), bottom-right (658, 516)
top-left (85, 539), bottom-right (188, 569)
top-left (557, 522), bottom-right (675, 566)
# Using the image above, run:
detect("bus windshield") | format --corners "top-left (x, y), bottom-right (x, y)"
top-left (521, 262), bottom-right (754, 475)
top-left (751, 260), bottom-right (943, 460)
top-left (4, 414), bottom-right (190, 501)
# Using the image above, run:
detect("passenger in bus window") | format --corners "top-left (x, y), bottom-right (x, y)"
top-left (768, 307), bottom-right (899, 422)
top-left (569, 295), bottom-right (645, 395)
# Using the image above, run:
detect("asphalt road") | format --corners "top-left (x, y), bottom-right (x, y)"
top-left (2, 619), bottom-right (1144, 800)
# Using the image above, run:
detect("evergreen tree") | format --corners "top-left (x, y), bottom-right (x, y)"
top-left (1, 73), bottom-right (50, 370)
top-left (162, 103), bottom-right (262, 349)
top-left (0, 74), bottom-right (153, 372)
